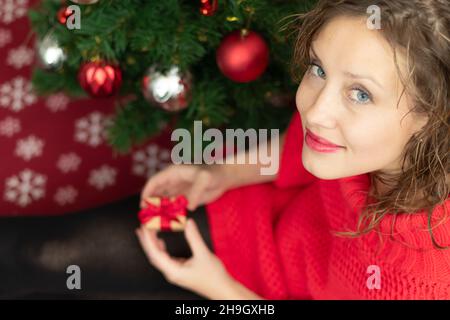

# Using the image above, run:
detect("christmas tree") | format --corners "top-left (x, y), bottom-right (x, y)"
top-left (28, 0), bottom-right (316, 152)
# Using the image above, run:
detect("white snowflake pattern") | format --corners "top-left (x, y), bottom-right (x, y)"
top-left (0, 28), bottom-right (12, 47)
top-left (45, 92), bottom-right (70, 112)
top-left (74, 112), bottom-right (111, 147)
top-left (0, 0), bottom-right (28, 24)
top-left (0, 77), bottom-right (37, 112)
top-left (54, 185), bottom-right (78, 206)
top-left (15, 135), bottom-right (44, 161)
top-left (0, 116), bottom-right (20, 137)
top-left (132, 144), bottom-right (171, 178)
top-left (4, 169), bottom-right (46, 207)
top-left (57, 152), bottom-right (81, 173)
top-left (88, 165), bottom-right (117, 190)
top-left (6, 45), bottom-right (34, 69)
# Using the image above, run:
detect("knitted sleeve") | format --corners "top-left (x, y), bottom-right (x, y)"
top-left (274, 112), bottom-right (317, 189)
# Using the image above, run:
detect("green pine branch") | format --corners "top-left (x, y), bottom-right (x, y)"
top-left (29, 0), bottom-right (317, 153)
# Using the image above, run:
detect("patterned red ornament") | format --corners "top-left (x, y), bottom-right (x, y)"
top-left (200, 0), bottom-right (218, 16)
top-left (77, 60), bottom-right (122, 98)
top-left (216, 29), bottom-right (269, 83)
top-left (138, 195), bottom-right (189, 232)
top-left (56, 6), bottom-right (74, 25)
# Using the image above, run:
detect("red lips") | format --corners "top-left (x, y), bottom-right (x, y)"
top-left (305, 128), bottom-right (344, 153)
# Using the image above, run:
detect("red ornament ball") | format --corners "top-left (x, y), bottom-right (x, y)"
top-left (78, 61), bottom-right (122, 98)
top-left (216, 29), bottom-right (269, 83)
top-left (57, 6), bottom-right (74, 25)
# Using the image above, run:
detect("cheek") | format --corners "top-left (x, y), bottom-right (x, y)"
top-left (344, 112), bottom-right (408, 164)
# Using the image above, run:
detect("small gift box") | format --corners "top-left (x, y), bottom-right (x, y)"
top-left (138, 195), bottom-right (188, 232)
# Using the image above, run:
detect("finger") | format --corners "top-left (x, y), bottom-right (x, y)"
top-left (186, 171), bottom-right (210, 211)
top-left (136, 228), bottom-right (157, 262)
top-left (136, 228), bottom-right (180, 274)
top-left (156, 236), bottom-right (167, 251)
top-left (184, 219), bottom-right (210, 256)
top-left (140, 173), bottom-right (170, 208)
top-left (140, 187), bottom-right (186, 209)
top-left (140, 182), bottom-right (160, 208)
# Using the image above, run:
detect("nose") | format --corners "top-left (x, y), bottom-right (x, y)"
top-left (303, 83), bottom-right (340, 130)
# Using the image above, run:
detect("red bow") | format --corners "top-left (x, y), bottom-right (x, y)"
top-left (138, 195), bottom-right (188, 231)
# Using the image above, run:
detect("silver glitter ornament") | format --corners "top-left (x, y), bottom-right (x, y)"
top-left (37, 33), bottom-right (67, 70)
top-left (69, 0), bottom-right (99, 4)
top-left (141, 66), bottom-right (192, 112)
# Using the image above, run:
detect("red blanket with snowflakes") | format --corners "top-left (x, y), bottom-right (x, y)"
top-left (0, 0), bottom-right (171, 216)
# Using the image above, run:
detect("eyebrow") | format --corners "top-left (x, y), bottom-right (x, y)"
top-left (343, 71), bottom-right (384, 90)
top-left (309, 44), bottom-right (384, 90)
top-left (310, 45), bottom-right (322, 64)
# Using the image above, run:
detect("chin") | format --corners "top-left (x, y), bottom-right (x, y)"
top-left (302, 153), bottom-right (345, 180)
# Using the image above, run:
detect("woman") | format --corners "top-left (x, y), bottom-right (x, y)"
top-left (1, 0), bottom-right (448, 300)
top-left (137, 0), bottom-right (450, 299)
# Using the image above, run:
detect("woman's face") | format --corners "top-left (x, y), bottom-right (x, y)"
top-left (296, 16), bottom-right (427, 180)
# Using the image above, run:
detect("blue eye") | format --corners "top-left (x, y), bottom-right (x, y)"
top-left (309, 64), bottom-right (326, 79)
top-left (349, 88), bottom-right (372, 104)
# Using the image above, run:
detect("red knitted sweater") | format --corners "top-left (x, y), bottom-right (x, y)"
top-left (206, 112), bottom-right (450, 300)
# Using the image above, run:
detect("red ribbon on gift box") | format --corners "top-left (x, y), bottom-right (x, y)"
top-left (138, 195), bottom-right (188, 231)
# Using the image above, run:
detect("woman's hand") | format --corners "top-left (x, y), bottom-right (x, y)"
top-left (136, 219), bottom-right (252, 299)
top-left (140, 164), bottom-right (232, 211)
